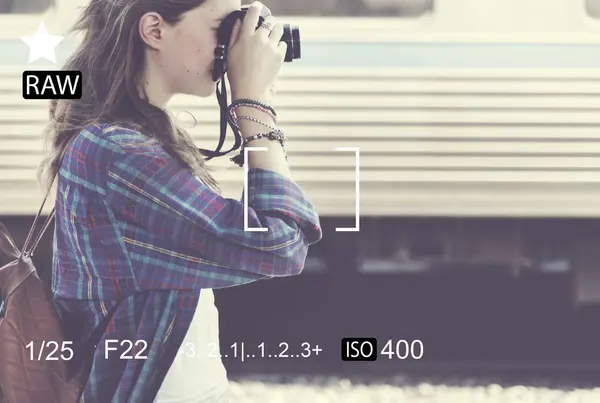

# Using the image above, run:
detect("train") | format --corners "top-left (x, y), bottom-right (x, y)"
top-left (2, 0), bottom-right (600, 320)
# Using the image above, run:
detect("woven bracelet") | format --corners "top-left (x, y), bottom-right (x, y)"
top-left (230, 130), bottom-right (288, 167)
top-left (242, 130), bottom-right (286, 148)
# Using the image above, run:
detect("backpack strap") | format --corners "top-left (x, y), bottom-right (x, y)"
top-left (0, 222), bottom-right (20, 260)
top-left (21, 133), bottom-right (80, 259)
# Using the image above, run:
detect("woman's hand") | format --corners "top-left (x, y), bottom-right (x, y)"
top-left (226, 2), bottom-right (287, 105)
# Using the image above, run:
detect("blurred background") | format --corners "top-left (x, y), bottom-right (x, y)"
top-left (3, 0), bottom-right (600, 401)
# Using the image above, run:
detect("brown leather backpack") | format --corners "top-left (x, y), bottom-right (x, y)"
top-left (0, 137), bottom-right (87, 403)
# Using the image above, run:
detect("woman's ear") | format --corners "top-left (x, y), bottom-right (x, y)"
top-left (139, 12), bottom-right (165, 50)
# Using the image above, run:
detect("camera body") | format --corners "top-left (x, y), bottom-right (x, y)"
top-left (211, 5), bottom-right (301, 82)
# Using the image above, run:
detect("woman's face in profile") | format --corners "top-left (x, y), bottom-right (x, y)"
top-left (152, 0), bottom-right (241, 98)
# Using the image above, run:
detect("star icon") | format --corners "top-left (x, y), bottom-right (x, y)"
top-left (21, 21), bottom-right (64, 64)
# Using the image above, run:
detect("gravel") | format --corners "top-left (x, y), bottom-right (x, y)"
top-left (228, 374), bottom-right (600, 403)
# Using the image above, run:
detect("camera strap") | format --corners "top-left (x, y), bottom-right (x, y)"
top-left (197, 10), bottom-right (247, 163)
top-left (197, 75), bottom-right (243, 162)
top-left (197, 70), bottom-right (243, 162)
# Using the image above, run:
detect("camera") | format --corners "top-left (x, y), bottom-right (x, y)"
top-left (211, 4), bottom-right (301, 82)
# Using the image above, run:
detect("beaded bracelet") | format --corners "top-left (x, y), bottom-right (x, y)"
top-left (227, 111), bottom-right (275, 133)
top-left (230, 98), bottom-right (277, 119)
top-left (236, 115), bottom-right (278, 132)
top-left (229, 102), bottom-right (277, 124)
top-left (228, 100), bottom-right (277, 131)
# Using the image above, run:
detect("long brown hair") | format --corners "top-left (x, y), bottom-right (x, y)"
top-left (37, 0), bottom-right (220, 194)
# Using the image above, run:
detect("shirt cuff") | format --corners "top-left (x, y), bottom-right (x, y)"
top-left (242, 168), bottom-right (322, 244)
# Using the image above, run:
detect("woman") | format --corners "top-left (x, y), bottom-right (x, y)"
top-left (37, 1), bottom-right (322, 402)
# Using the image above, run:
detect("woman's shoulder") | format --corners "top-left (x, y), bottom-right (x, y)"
top-left (78, 122), bottom-right (164, 157)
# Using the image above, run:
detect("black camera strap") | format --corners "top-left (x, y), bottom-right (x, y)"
top-left (197, 66), bottom-right (243, 162)
top-left (198, 10), bottom-right (249, 163)
top-left (198, 7), bottom-right (269, 164)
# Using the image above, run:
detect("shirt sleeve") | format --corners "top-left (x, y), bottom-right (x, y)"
top-left (104, 138), bottom-right (322, 291)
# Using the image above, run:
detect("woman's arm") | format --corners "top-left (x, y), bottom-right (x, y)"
top-left (104, 130), bottom-right (322, 291)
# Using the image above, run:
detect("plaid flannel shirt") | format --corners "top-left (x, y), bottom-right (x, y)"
top-left (51, 123), bottom-right (322, 403)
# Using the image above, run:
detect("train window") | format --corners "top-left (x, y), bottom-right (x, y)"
top-left (268, 0), bottom-right (434, 17)
top-left (0, 0), bottom-right (55, 14)
top-left (587, 0), bottom-right (600, 18)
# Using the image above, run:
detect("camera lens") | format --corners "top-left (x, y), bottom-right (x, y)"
top-left (282, 25), bottom-right (301, 62)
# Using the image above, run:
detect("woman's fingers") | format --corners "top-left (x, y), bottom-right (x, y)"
top-left (242, 2), bottom-right (263, 37)
top-left (269, 22), bottom-right (284, 45)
